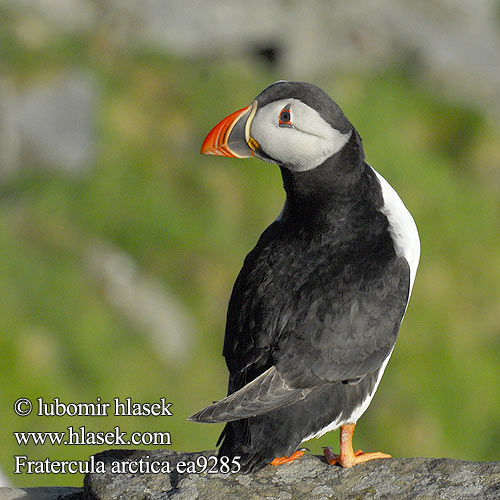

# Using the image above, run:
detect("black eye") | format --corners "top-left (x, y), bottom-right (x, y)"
top-left (279, 105), bottom-right (293, 128)
top-left (280, 110), bottom-right (290, 122)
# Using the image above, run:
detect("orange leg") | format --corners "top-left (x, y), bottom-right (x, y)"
top-left (323, 423), bottom-right (391, 468)
top-left (270, 449), bottom-right (306, 466)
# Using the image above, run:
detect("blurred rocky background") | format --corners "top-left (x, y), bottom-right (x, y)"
top-left (0, 0), bottom-right (499, 488)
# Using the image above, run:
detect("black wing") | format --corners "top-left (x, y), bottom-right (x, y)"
top-left (190, 210), bottom-right (410, 423)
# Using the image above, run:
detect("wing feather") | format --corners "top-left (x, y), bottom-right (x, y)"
top-left (188, 366), bottom-right (312, 423)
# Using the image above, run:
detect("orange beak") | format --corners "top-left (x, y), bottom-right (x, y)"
top-left (201, 102), bottom-right (258, 158)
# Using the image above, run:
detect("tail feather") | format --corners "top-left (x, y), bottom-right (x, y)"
top-left (188, 366), bottom-right (310, 423)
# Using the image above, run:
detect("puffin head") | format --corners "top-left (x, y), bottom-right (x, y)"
top-left (201, 81), bottom-right (355, 173)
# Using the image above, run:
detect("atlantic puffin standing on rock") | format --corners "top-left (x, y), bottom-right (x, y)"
top-left (189, 81), bottom-right (420, 473)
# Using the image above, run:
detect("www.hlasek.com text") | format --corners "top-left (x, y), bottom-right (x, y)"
top-left (14, 426), bottom-right (171, 447)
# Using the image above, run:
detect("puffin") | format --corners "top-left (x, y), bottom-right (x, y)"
top-left (189, 81), bottom-right (420, 473)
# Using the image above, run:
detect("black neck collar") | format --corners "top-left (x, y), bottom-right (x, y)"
top-left (279, 130), bottom-right (369, 217)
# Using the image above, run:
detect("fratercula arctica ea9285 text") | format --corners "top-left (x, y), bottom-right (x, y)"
top-left (189, 81), bottom-right (420, 473)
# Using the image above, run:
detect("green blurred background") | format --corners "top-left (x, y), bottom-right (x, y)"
top-left (1, 0), bottom-right (499, 488)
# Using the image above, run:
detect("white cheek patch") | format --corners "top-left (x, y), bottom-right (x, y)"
top-left (251, 99), bottom-right (351, 172)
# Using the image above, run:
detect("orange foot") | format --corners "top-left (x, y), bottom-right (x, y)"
top-left (270, 449), bottom-right (307, 466)
top-left (323, 423), bottom-right (391, 469)
top-left (324, 447), bottom-right (391, 468)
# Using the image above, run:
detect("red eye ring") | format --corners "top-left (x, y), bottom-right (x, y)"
top-left (279, 104), bottom-right (293, 128)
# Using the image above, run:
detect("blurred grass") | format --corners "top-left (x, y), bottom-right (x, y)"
top-left (1, 5), bottom-right (499, 487)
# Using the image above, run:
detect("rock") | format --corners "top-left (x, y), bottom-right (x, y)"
top-left (84, 449), bottom-right (500, 499)
top-left (7, 0), bottom-right (500, 108)
top-left (0, 80), bottom-right (21, 180)
top-left (15, 72), bottom-right (96, 176)
top-left (0, 487), bottom-right (82, 500)
top-left (0, 72), bottom-right (96, 179)
top-left (85, 241), bottom-right (194, 363)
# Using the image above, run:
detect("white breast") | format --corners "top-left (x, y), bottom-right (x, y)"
top-left (370, 166), bottom-right (420, 295)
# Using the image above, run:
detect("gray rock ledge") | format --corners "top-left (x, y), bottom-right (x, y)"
top-left (0, 487), bottom-right (82, 500)
top-left (79, 449), bottom-right (500, 500)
